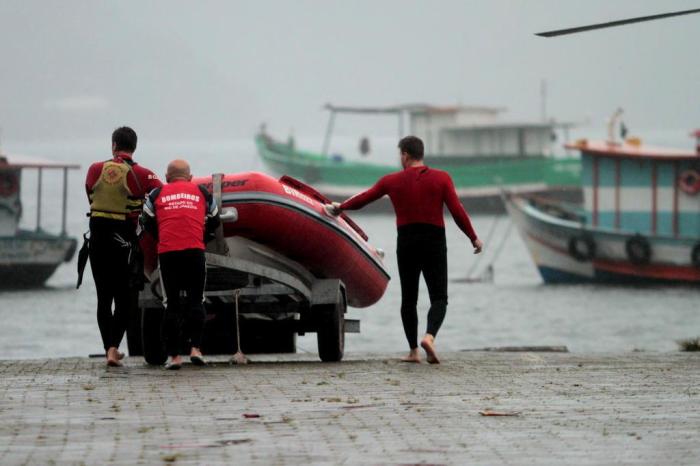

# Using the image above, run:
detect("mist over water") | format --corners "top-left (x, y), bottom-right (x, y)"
top-left (0, 132), bottom-right (698, 359)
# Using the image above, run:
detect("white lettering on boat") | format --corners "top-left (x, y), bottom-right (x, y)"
top-left (282, 185), bottom-right (314, 205)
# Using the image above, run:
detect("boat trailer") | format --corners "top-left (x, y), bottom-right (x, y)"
top-left (129, 174), bottom-right (359, 363)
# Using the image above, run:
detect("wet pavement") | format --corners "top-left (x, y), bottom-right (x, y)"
top-left (0, 351), bottom-right (698, 465)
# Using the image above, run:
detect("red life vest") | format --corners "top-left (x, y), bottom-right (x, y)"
top-left (152, 180), bottom-right (208, 254)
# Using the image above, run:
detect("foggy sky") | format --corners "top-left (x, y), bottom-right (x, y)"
top-left (0, 0), bottom-right (699, 141)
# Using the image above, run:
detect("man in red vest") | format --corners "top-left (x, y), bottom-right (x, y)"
top-left (328, 136), bottom-right (482, 364)
top-left (85, 127), bottom-right (161, 367)
top-left (141, 159), bottom-right (220, 370)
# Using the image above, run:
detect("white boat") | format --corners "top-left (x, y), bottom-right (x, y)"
top-left (0, 153), bottom-right (79, 288)
top-left (505, 130), bottom-right (700, 284)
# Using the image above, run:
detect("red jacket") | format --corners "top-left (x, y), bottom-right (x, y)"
top-left (340, 166), bottom-right (478, 242)
top-left (142, 180), bottom-right (219, 254)
top-left (85, 152), bottom-right (161, 224)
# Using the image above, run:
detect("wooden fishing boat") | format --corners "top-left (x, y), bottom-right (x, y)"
top-left (256, 103), bottom-right (582, 212)
top-left (0, 154), bottom-right (79, 288)
top-left (506, 131), bottom-right (700, 284)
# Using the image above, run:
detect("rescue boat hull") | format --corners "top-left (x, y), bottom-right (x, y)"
top-left (145, 172), bottom-right (390, 308)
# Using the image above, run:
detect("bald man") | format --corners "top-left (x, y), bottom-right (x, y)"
top-left (141, 160), bottom-right (220, 370)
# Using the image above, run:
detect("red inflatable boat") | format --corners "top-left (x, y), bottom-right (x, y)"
top-left (144, 172), bottom-right (390, 308)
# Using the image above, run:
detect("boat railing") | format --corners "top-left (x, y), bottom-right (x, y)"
top-left (3, 160), bottom-right (80, 237)
top-left (522, 192), bottom-right (585, 223)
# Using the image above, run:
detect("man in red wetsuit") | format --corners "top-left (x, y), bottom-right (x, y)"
top-left (85, 127), bottom-right (162, 367)
top-left (141, 159), bottom-right (220, 370)
top-left (328, 136), bottom-right (482, 364)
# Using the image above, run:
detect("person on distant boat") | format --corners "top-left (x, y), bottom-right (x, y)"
top-left (327, 136), bottom-right (482, 364)
top-left (85, 127), bottom-right (162, 367)
top-left (140, 159), bottom-right (220, 370)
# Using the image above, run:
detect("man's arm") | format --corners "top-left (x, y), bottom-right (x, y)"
top-left (442, 174), bottom-right (482, 252)
top-left (338, 176), bottom-right (388, 212)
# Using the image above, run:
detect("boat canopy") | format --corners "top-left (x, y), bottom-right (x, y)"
top-left (0, 153), bottom-right (80, 169)
top-left (566, 140), bottom-right (699, 161)
top-left (323, 103), bottom-right (505, 115)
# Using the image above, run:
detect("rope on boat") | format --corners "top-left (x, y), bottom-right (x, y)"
top-left (460, 217), bottom-right (514, 283)
top-left (464, 215), bottom-right (501, 278)
top-left (231, 289), bottom-right (248, 364)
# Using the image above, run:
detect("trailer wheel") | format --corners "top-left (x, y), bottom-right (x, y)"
top-left (141, 307), bottom-right (167, 365)
top-left (316, 288), bottom-right (346, 362)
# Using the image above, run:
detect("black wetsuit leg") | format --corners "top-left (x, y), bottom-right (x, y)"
top-left (421, 233), bottom-right (448, 337)
top-left (159, 249), bottom-right (206, 356)
top-left (89, 218), bottom-right (134, 351)
top-left (397, 234), bottom-right (421, 349)
top-left (397, 224), bottom-right (448, 347)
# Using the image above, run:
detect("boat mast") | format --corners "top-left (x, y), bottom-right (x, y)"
top-left (322, 107), bottom-right (336, 156)
top-left (540, 79), bottom-right (547, 122)
top-left (60, 168), bottom-right (68, 236)
top-left (36, 167), bottom-right (43, 232)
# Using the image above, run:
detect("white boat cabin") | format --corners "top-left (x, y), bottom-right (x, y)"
top-left (570, 137), bottom-right (700, 238)
top-left (321, 103), bottom-right (569, 159)
top-left (407, 105), bottom-right (557, 158)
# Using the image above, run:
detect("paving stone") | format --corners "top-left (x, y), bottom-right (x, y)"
top-left (0, 352), bottom-right (698, 465)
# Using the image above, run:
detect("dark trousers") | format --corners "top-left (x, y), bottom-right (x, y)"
top-left (396, 224), bottom-right (448, 349)
top-left (89, 218), bottom-right (136, 351)
top-left (159, 249), bottom-right (206, 357)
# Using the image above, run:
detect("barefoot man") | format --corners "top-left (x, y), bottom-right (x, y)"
top-left (140, 159), bottom-right (220, 370)
top-left (328, 136), bottom-right (482, 363)
top-left (85, 127), bottom-right (161, 366)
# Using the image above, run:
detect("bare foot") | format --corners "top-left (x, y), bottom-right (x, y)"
top-left (190, 347), bottom-right (207, 366)
top-left (400, 348), bottom-right (421, 363)
top-left (106, 347), bottom-right (123, 367)
top-left (420, 335), bottom-right (440, 364)
top-left (165, 355), bottom-right (182, 370)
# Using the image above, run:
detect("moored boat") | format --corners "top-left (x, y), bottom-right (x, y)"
top-left (506, 131), bottom-right (700, 284)
top-left (0, 154), bottom-right (79, 288)
top-left (256, 103), bottom-right (582, 212)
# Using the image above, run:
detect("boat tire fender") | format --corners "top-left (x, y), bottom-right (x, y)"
top-left (568, 235), bottom-right (596, 262)
top-left (679, 169), bottom-right (700, 195)
top-left (626, 235), bottom-right (652, 265)
top-left (691, 243), bottom-right (700, 268)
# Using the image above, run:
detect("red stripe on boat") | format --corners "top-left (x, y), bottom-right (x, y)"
top-left (593, 259), bottom-right (700, 282)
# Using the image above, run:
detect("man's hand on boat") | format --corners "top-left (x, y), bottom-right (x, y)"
top-left (472, 238), bottom-right (483, 254)
top-left (324, 202), bottom-right (342, 217)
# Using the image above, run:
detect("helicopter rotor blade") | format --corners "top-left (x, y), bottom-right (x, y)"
top-left (536, 8), bottom-right (700, 37)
